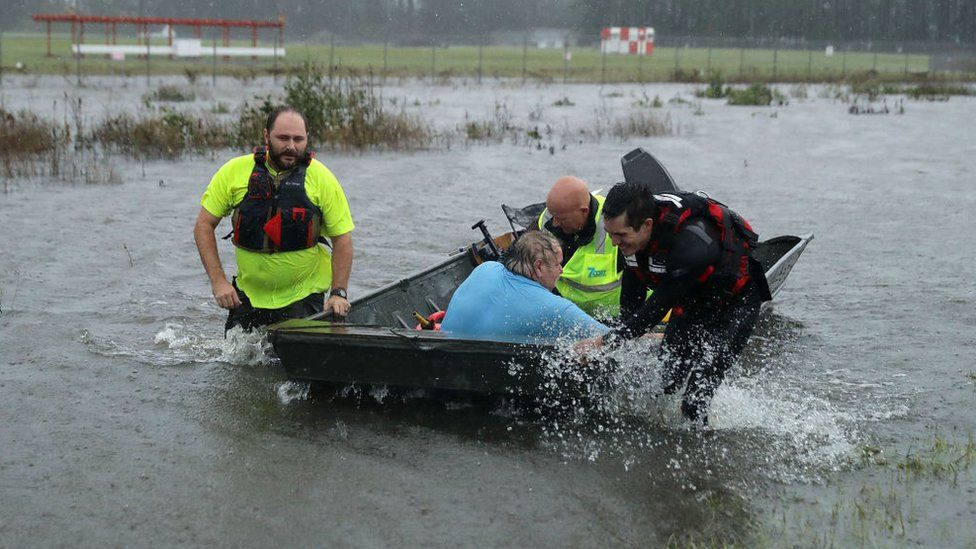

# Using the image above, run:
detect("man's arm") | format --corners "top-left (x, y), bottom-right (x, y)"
top-left (193, 207), bottom-right (241, 309)
top-left (618, 267), bottom-right (646, 318)
top-left (325, 231), bottom-right (353, 317)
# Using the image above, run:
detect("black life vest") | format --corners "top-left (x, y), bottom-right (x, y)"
top-left (630, 191), bottom-right (767, 301)
top-left (229, 147), bottom-right (324, 253)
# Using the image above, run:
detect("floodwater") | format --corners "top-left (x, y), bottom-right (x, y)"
top-left (1, 75), bottom-right (975, 547)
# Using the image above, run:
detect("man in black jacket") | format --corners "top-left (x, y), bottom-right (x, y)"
top-left (575, 182), bottom-right (771, 423)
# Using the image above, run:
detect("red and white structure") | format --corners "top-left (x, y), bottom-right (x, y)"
top-left (600, 27), bottom-right (655, 55)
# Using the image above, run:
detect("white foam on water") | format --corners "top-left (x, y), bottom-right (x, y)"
top-left (522, 338), bottom-right (867, 483)
top-left (81, 322), bottom-right (276, 368)
top-left (276, 380), bottom-right (310, 404)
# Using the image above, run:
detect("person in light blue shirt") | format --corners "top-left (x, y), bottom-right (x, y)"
top-left (441, 231), bottom-right (610, 339)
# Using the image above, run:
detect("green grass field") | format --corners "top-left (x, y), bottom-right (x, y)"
top-left (0, 31), bottom-right (942, 83)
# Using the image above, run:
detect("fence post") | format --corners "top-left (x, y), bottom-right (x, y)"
top-left (212, 39), bottom-right (217, 87)
top-left (706, 47), bottom-right (712, 75)
top-left (522, 31), bottom-right (528, 85)
top-left (739, 47), bottom-right (745, 78)
top-left (383, 40), bottom-right (388, 85)
top-left (0, 31), bottom-right (4, 88)
top-left (638, 48), bottom-right (644, 83)
top-left (807, 49), bottom-right (813, 80)
top-left (674, 45), bottom-right (680, 76)
top-left (872, 51), bottom-right (878, 72)
top-left (842, 50), bottom-right (847, 76)
top-left (904, 51), bottom-right (909, 74)
top-left (430, 43), bottom-right (436, 84)
top-left (601, 44), bottom-right (607, 85)
top-left (76, 41), bottom-right (83, 86)
top-left (563, 43), bottom-right (570, 84)
top-left (273, 36), bottom-right (279, 83)
top-left (772, 48), bottom-right (778, 81)
top-left (145, 38), bottom-right (150, 87)
top-left (477, 40), bottom-right (484, 84)
top-left (329, 35), bottom-right (335, 78)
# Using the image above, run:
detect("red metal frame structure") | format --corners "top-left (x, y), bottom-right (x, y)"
top-left (32, 13), bottom-right (285, 58)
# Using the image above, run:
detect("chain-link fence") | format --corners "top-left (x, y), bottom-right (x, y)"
top-left (2, 29), bottom-right (974, 88)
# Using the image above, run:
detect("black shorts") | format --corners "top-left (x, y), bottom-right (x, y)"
top-left (224, 278), bottom-right (325, 334)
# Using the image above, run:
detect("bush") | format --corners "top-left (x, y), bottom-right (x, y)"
top-left (699, 73), bottom-right (730, 99)
top-left (266, 63), bottom-right (431, 150)
top-left (0, 108), bottom-right (68, 178)
top-left (0, 108), bottom-right (65, 156)
top-left (727, 83), bottom-right (786, 106)
top-left (91, 108), bottom-right (231, 159)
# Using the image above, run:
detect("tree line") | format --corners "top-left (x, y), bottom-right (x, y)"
top-left (10, 0), bottom-right (975, 45)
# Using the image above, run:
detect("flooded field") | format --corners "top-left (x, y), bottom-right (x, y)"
top-left (1, 75), bottom-right (974, 546)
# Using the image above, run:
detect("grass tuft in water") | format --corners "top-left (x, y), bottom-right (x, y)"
top-left (904, 83), bottom-right (974, 100)
top-left (91, 108), bottom-right (231, 159)
top-left (0, 107), bottom-right (69, 180)
top-left (613, 111), bottom-right (675, 138)
top-left (143, 84), bottom-right (197, 103)
top-left (896, 435), bottom-right (976, 485)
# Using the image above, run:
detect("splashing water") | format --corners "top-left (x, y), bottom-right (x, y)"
top-left (276, 380), bottom-right (310, 404)
top-left (513, 335), bottom-right (864, 483)
top-left (81, 322), bottom-right (277, 368)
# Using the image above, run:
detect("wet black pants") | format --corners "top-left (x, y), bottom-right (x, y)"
top-left (224, 278), bottom-right (325, 334)
top-left (658, 285), bottom-right (762, 423)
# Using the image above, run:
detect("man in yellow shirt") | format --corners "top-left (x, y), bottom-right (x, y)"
top-left (193, 107), bottom-right (354, 332)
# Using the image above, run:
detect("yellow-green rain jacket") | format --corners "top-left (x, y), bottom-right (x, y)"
top-left (538, 194), bottom-right (621, 317)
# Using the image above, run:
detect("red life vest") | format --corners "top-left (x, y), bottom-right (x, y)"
top-left (230, 147), bottom-right (324, 253)
top-left (630, 191), bottom-right (761, 300)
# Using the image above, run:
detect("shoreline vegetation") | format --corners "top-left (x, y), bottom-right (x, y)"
top-left (1, 63), bottom-right (973, 187)
top-left (1, 62), bottom-right (684, 184)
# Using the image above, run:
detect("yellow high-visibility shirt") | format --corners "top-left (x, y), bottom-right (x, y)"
top-left (200, 153), bottom-right (354, 309)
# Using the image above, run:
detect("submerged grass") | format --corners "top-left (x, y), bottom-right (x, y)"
top-left (0, 107), bottom-right (69, 183)
top-left (763, 434), bottom-right (976, 547)
top-left (143, 84), bottom-right (197, 103)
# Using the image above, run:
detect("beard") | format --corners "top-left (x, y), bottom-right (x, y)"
top-left (268, 143), bottom-right (305, 170)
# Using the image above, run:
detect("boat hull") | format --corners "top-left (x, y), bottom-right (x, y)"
top-left (268, 233), bottom-right (813, 396)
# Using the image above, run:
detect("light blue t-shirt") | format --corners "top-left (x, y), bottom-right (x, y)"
top-left (441, 261), bottom-right (610, 340)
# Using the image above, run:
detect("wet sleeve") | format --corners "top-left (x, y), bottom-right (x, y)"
top-left (605, 281), bottom-right (680, 341)
top-left (605, 223), bottom-right (720, 341)
top-left (310, 161), bottom-right (355, 238)
top-left (618, 267), bottom-right (646, 318)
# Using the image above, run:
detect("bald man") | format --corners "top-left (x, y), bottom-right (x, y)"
top-left (536, 176), bottom-right (623, 318)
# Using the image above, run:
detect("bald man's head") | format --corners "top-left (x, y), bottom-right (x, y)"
top-left (545, 176), bottom-right (591, 234)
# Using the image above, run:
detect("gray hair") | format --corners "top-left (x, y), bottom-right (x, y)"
top-left (504, 231), bottom-right (560, 279)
